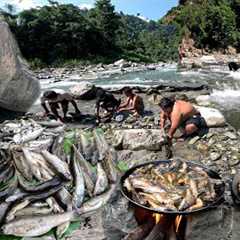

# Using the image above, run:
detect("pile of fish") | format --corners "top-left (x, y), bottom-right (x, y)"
top-left (0, 119), bottom-right (118, 237)
top-left (124, 159), bottom-right (223, 212)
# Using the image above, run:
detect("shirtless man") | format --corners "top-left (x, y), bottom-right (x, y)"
top-left (159, 97), bottom-right (206, 141)
top-left (118, 87), bottom-right (144, 116)
top-left (41, 91), bottom-right (80, 122)
top-left (95, 88), bottom-right (121, 123)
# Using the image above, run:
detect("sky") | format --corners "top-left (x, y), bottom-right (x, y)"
top-left (0, 0), bottom-right (178, 21)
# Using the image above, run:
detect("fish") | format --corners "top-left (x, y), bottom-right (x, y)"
top-left (55, 187), bottom-right (73, 211)
top-left (93, 129), bottom-right (108, 161)
top-left (0, 165), bottom-right (15, 183)
top-left (56, 221), bottom-right (70, 239)
top-left (72, 149), bottom-right (85, 208)
top-left (79, 132), bottom-right (94, 161)
top-left (102, 150), bottom-right (118, 183)
top-left (189, 198), bottom-right (204, 211)
top-left (129, 178), bottom-right (166, 194)
top-left (0, 202), bottom-right (11, 224)
top-left (18, 175), bottom-right (62, 193)
top-left (26, 138), bottom-right (53, 152)
top-left (41, 150), bottom-right (72, 180)
top-left (178, 189), bottom-right (196, 211)
top-left (6, 184), bottom-right (63, 203)
top-left (51, 134), bottom-right (65, 157)
top-left (6, 199), bottom-right (30, 222)
top-left (0, 175), bottom-right (18, 201)
top-left (93, 163), bottom-right (108, 196)
top-left (13, 150), bottom-right (33, 181)
top-left (78, 184), bottom-right (116, 215)
top-left (13, 128), bottom-right (44, 144)
top-left (38, 120), bottom-right (64, 128)
top-left (124, 160), bottom-right (218, 212)
top-left (14, 205), bottom-right (53, 218)
top-left (72, 144), bottom-right (95, 180)
top-left (2, 211), bottom-right (77, 237)
top-left (22, 148), bottom-right (42, 179)
top-left (139, 192), bottom-right (177, 210)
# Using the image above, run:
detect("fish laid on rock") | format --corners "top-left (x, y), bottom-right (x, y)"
top-left (2, 211), bottom-right (77, 237)
top-left (0, 119), bottom-right (119, 238)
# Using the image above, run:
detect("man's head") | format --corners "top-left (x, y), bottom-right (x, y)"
top-left (123, 87), bottom-right (133, 97)
top-left (96, 87), bottom-right (106, 100)
top-left (43, 91), bottom-right (58, 100)
top-left (159, 97), bottom-right (175, 114)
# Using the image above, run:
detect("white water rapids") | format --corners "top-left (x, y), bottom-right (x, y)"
top-left (37, 63), bottom-right (240, 129)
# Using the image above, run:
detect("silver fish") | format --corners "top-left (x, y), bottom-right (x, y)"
top-left (72, 144), bottom-right (95, 181)
top-left (38, 121), bottom-right (64, 128)
top-left (22, 148), bottom-right (42, 179)
top-left (6, 199), bottom-right (30, 222)
top-left (2, 211), bottom-right (76, 237)
top-left (72, 150), bottom-right (85, 208)
top-left (93, 163), bottom-right (108, 196)
top-left (41, 150), bottom-right (72, 180)
top-left (14, 206), bottom-right (53, 218)
top-left (78, 184), bottom-right (116, 215)
top-left (13, 128), bottom-right (44, 144)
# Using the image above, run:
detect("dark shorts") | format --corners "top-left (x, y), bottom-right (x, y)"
top-left (182, 115), bottom-right (207, 129)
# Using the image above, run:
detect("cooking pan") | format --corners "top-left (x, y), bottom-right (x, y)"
top-left (120, 160), bottom-right (225, 215)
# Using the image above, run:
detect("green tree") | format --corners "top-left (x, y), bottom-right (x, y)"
top-left (89, 0), bottom-right (120, 49)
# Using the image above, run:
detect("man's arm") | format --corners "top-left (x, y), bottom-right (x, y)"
top-left (168, 110), bottom-right (181, 139)
top-left (118, 97), bottom-right (130, 110)
top-left (70, 100), bottom-right (80, 113)
top-left (41, 98), bottom-right (50, 115)
top-left (160, 110), bottom-right (167, 129)
top-left (95, 99), bottom-right (101, 120)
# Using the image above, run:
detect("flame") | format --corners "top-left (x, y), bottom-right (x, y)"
top-left (152, 214), bottom-right (183, 233)
top-left (153, 213), bottom-right (162, 224)
top-left (175, 215), bottom-right (183, 233)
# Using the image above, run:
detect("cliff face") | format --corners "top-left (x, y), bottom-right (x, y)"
top-left (0, 20), bottom-right (40, 112)
top-left (163, 0), bottom-right (240, 57)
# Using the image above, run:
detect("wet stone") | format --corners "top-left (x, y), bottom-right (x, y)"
top-left (187, 206), bottom-right (232, 240)
top-left (224, 132), bottom-right (238, 140)
top-left (188, 136), bottom-right (200, 145)
top-left (210, 152), bottom-right (222, 161)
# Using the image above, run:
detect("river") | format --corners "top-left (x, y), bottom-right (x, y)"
top-left (38, 63), bottom-right (240, 129)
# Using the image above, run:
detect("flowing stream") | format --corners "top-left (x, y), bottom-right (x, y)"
top-left (38, 63), bottom-right (240, 129)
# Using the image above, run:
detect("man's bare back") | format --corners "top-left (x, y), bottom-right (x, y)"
top-left (160, 98), bottom-right (206, 140)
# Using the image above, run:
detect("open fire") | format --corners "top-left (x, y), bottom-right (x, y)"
top-left (123, 206), bottom-right (188, 240)
top-left (121, 160), bottom-right (225, 240)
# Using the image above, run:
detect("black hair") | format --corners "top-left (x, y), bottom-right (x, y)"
top-left (123, 87), bottom-right (133, 95)
top-left (96, 87), bottom-right (106, 98)
top-left (43, 91), bottom-right (58, 99)
top-left (159, 97), bottom-right (175, 110)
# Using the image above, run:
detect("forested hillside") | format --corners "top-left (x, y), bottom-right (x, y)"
top-left (1, 0), bottom-right (240, 66)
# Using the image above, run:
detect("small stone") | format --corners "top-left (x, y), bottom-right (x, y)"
top-left (189, 136), bottom-right (200, 145)
top-left (224, 132), bottom-right (237, 140)
top-left (229, 154), bottom-right (240, 166)
top-left (205, 132), bottom-right (214, 139)
top-left (210, 152), bottom-right (222, 161)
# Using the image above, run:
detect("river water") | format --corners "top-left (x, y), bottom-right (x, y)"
top-left (38, 63), bottom-right (240, 129)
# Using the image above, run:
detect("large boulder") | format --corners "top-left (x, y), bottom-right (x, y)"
top-left (69, 81), bottom-right (97, 100)
top-left (195, 105), bottom-right (226, 127)
top-left (0, 20), bottom-right (40, 112)
top-left (113, 59), bottom-right (131, 68)
top-left (112, 129), bottom-right (167, 151)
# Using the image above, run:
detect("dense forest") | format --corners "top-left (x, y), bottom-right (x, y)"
top-left (1, 0), bottom-right (240, 67)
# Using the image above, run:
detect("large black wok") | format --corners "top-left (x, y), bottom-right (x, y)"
top-left (120, 160), bottom-right (225, 215)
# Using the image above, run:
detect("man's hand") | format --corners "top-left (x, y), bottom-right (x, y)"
top-left (167, 135), bottom-right (172, 147)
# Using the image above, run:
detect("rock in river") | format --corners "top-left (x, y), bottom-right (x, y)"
top-left (0, 20), bottom-right (40, 112)
top-left (112, 129), bottom-right (167, 151)
top-left (70, 81), bottom-right (97, 100)
top-left (195, 105), bottom-right (226, 127)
